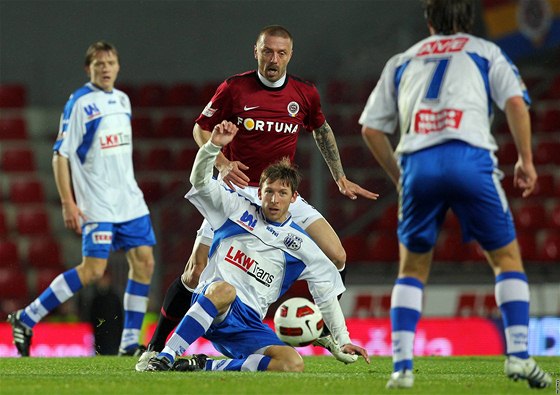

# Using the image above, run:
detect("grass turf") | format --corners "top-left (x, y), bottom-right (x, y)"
top-left (0, 356), bottom-right (558, 394)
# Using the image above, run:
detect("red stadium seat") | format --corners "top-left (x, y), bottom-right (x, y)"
top-left (34, 268), bottom-right (60, 295)
top-left (538, 231), bottom-right (560, 263)
top-left (0, 117), bottom-right (28, 140)
top-left (514, 203), bottom-right (547, 232)
top-left (131, 115), bottom-right (154, 139)
top-left (145, 147), bottom-right (173, 170)
top-left (196, 82), bottom-right (219, 106)
top-left (0, 240), bottom-right (20, 268)
top-left (138, 179), bottom-right (164, 203)
top-left (9, 179), bottom-right (45, 204)
top-left (456, 293), bottom-right (477, 317)
top-left (173, 146), bottom-right (198, 171)
top-left (115, 83), bottom-right (137, 105)
top-left (481, 294), bottom-right (499, 318)
top-left (0, 208), bottom-right (7, 238)
top-left (496, 141), bottom-right (518, 166)
top-left (1, 148), bottom-right (36, 172)
top-left (541, 75), bottom-right (560, 101)
top-left (548, 204), bottom-right (560, 229)
top-left (342, 234), bottom-right (369, 263)
top-left (0, 84), bottom-right (26, 108)
top-left (531, 173), bottom-right (555, 198)
top-left (366, 233), bottom-right (399, 262)
top-left (0, 268), bottom-right (28, 299)
top-left (27, 237), bottom-right (64, 270)
top-left (534, 141), bottom-right (560, 165)
top-left (352, 294), bottom-right (375, 317)
top-left (15, 208), bottom-right (51, 236)
top-left (376, 204), bottom-right (399, 233)
top-left (136, 83), bottom-right (167, 107)
top-left (434, 232), bottom-right (462, 262)
top-left (165, 83), bottom-right (198, 106)
top-left (155, 115), bottom-right (187, 138)
top-left (537, 108), bottom-right (560, 132)
top-left (516, 232), bottom-right (538, 261)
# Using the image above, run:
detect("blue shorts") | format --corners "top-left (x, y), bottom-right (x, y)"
top-left (82, 214), bottom-right (156, 259)
top-left (192, 291), bottom-right (284, 359)
top-left (398, 141), bottom-right (516, 253)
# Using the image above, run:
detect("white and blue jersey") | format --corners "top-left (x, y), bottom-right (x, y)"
top-left (186, 141), bottom-right (350, 346)
top-left (53, 82), bottom-right (148, 223)
top-left (359, 33), bottom-right (529, 154)
top-left (359, 33), bottom-right (529, 253)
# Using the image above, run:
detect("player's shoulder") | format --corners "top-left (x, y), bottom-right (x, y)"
top-left (225, 70), bottom-right (258, 85)
top-left (67, 83), bottom-right (96, 104)
top-left (288, 74), bottom-right (315, 89)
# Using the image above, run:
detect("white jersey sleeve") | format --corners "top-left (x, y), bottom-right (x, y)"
top-left (359, 33), bottom-right (530, 154)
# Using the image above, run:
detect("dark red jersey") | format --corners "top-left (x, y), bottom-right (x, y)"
top-left (195, 70), bottom-right (326, 186)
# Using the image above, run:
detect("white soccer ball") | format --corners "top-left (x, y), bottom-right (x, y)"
top-left (273, 297), bottom-right (324, 347)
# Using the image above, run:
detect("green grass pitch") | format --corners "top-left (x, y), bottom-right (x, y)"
top-left (0, 356), bottom-right (558, 394)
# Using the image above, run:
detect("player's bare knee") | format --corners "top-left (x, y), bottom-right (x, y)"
top-left (205, 281), bottom-right (236, 309)
top-left (278, 355), bottom-right (304, 372)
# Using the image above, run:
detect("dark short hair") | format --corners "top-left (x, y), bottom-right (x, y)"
top-left (85, 41), bottom-right (118, 66)
top-left (259, 157), bottom-right (301, 194)
top-left (256, 25), bottom-right (293, 44)
top-left (423, 0), bottom-right (474, 35)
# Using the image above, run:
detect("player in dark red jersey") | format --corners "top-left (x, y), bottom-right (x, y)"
top-left (136, 25), bottom-right (378, 370)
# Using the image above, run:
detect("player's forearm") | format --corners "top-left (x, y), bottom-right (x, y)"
top-left (52, 154), bottom-right (75, 205)
top-left (316, 297), bottom-right (352, 346)
top-left (190, 141), bottom-right (222, 189)
top-left (362, 126), bottom-right (400, 187)
top-left (312, 121), bottom-right (346, 182)
top-left (505, 96), bottom-right (533, 164)
top-left (194, 122), bottom-right (229, 169)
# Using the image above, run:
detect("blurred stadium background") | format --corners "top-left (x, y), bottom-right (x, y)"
top-left (0, 0), bottom-right (558, 356)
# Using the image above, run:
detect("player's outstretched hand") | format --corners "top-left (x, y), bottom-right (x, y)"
top-left (337, 176), bottom-right (379, 200)
top-left (218, 160), bottom-right (250, 190)
top-left (341, 343), bottom-right (370, 364)
top-left (210, 120), bottom-right (238, 147)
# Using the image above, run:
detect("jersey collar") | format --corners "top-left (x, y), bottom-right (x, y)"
top-left (256, 71), bottom-right (287, 89)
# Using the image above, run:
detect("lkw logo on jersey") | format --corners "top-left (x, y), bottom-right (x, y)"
top-left (237, 210), bottom-right (257, 231)
top-left (225, 245), bottom-right (274, 287)
top-left (284, 233), bottom-right (302, 251)
top-left (417, 37), bottom-right (469, 56)
top-left (100, 132), bottom-right (131, 149)
top-left (84, 103), bottom-right (101, 119)
top-left (92, 231), bottom-right (112, 244)
top-left (237, 117), bottom-right (299, 134)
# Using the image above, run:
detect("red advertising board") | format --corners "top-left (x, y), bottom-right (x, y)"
top-left (0, 318), bottom-right (503, 357)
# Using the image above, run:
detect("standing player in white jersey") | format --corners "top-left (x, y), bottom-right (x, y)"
top-left (360, 0), bottom-right (551, 390)
top-left (142, 120), bottom-right (370, 372)
top-left (139, 25), bottom-right (378, 366)
top-left (7, 41), bottom-right (156, 357)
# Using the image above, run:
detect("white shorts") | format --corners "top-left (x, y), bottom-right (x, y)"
top-left (196, 185), bottom-right (323, 246)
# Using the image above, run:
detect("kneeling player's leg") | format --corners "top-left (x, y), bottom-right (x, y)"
top-left (148, 232), bottom-right (211, 351)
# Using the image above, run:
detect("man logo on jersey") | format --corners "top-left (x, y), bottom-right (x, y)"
top-left (84, 103), bottom-right (101, 119)
top-left (238, 210), bottom-right (257, 231)
top-left (284, 233), bottom-right (302, 250)
top-left (287, 101), bottom-right (300, 118)
top-left (414, 108), bottom-right (463, 134)
top-left (417, 37), bottom-right (469, 57)
top-left (202, 101), bottom-right (217, 117)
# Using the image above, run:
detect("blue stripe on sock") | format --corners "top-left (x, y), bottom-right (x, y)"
top-left (63, 268), bottom-right (83, 292)
top-left (126, 279), bottom-right (150, 296)
top-left (396, 277), bottom-right (424, 289)
top-left (40, 289), bottom-right (63, 311)
top-left (124, 310), bottom-right (145, 330)
top-left (496, 271), bottom-right (528, 283)
top-left (197, 294), bottom-right (219, 317)
top-left (394, 360), bottom-right (413, 372)
top-left (390, 307), bottom-right (421, 332)
top-left (257, 356), bottom-right (271, 371)
top-left (500, 301), bottom-right (529, 327)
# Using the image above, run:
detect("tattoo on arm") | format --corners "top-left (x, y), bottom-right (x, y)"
top-left (313, 121), bottom-right (345, 181)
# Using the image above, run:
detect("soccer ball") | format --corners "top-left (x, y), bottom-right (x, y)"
top-left (273, 297), bottom-right (324, 347)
